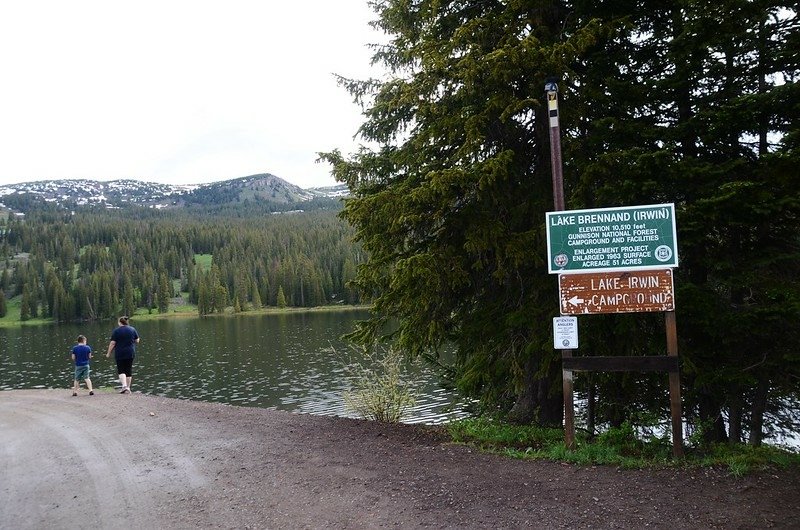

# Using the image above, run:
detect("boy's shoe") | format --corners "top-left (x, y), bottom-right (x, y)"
top-left (120, 387), bottom-right (129, 394)
top-left (72, 392), bottom-right (78, 397)
top-left (89, 391), bottom-right (94, 396)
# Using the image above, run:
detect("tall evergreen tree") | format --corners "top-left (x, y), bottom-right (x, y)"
top-left (322, 0), bottom-right (597, 424)
top-left (197, 278), bottom-right (212, 316)
top-left (323, 0), bottom-right (800, 438)
top-left (157, 272), bottom-right (171, 314)
top-left (276, 285), bottom-right (287, 308)
top-left (20, 283), bottom-right (31, 321)
top-left (250, 280), bottom-right (262, 310)
top-left (214, 285), bottom-right (228, 313)
top-left (122, 278), bottom-right (136, 318)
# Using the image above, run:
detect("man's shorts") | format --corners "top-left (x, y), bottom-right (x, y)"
top-left (74, 365), bottom-right (90, 381)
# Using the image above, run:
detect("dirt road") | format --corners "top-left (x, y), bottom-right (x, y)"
top-left (1, 389), bottom-right (798, 529)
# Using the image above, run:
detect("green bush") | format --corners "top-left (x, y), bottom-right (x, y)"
top-left (343, 347), bottom-right (416, 423)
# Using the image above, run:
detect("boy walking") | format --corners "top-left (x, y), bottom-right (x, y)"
top-left (71, 335), bottom-right (94, 396)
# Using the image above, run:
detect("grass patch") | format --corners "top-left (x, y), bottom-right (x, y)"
top-left (446, 417), bottom-right (800, 473)
top-left (695, 443), bottom-right (800, 476)
top-left (194, 254), bottom-right (213, 271)
top-left (0, 294), bottom-right (53, 328)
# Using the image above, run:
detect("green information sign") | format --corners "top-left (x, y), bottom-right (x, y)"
top-left (546, 203), bottom-right (678, 274)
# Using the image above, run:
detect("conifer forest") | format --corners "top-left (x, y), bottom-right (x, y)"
top-left (0, 204), bottom-right (362, 322)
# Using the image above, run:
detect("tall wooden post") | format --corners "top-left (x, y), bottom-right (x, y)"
top-left (546, 79), bottom-right (576, 450)
top-left (546, 79), bottom-right (565, 212)
top-left (665, 311), bottom-right (684, 457)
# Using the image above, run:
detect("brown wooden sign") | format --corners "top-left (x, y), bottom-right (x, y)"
top-left (559, 269), bottom-right (675, 315)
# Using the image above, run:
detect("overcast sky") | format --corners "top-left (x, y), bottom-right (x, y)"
top-left (0, 1), bottom-right (384, 189)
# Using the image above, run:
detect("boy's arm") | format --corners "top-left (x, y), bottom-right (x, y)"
top-left (71, 353), bottom-right (76, 361)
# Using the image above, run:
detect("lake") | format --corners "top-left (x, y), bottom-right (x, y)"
top-left (0, 310), bottom-right (470, 424)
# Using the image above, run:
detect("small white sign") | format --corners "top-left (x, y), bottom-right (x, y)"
top-left (553, 316), bottom-right (578, 349)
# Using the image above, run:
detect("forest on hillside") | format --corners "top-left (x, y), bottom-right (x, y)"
top-left (0, 205), bottom-right (362, 322)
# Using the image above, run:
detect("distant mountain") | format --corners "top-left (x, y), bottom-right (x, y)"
top-left (0, 174), bottom-right (348, 214)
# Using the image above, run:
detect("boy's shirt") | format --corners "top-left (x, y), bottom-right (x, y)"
top-left (72, 344), bottom-right (92, 366)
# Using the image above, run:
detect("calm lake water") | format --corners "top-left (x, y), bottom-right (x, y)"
top-left (0, 310), bottom-right (469, 424)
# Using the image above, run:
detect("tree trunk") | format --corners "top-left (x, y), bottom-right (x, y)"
top-left (728, 398), bottom-right (743, 445)
top-left (749, 377), bottom-right (769, 446)
top-left (508, 354), bottom-right (562, 427)
top-left (537, 359), bottom-right (564, 426)
top-left (609, 376), bottom-right (626, 429)
top-left (508, 355), bottom-right (537, 424)
top-left (698, 394), bottom-right (728, 444)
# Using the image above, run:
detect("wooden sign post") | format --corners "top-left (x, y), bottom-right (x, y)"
top-left (544, 80), bottom-right (684, 458)
top-left (546, 212), bottom-right (684, 457)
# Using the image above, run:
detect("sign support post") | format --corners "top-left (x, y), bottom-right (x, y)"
top-left (544, 84), bottom-right (683, 457)
top-left (545, 78), bottom-right (576, 450)
top-left (666, 311), bottom-right (684, 457)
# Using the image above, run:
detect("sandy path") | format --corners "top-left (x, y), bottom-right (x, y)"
top-left (1, 389), bottom-right (798, 529)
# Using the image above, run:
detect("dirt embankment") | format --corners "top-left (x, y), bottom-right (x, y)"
top-left (1, 389), bottom-right (798, 529)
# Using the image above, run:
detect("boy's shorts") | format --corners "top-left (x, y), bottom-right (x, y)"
top-left (74, 365), bottom-right (90, 381)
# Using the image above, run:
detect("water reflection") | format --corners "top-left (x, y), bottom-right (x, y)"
top-left (0, 311), bottom-right (468, 424)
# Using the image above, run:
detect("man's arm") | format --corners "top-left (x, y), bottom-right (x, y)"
top-left (106, 340), bottom-right (116, 358)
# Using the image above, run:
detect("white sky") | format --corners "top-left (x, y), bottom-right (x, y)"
top-left (0, 1), bottom-right (384, 189)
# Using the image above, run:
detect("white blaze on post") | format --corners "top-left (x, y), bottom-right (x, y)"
top-left (548, 91), bottom-right (559, 128)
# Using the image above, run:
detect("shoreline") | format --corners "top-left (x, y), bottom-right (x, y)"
top-left (0, 303), bottom-right (371, 329)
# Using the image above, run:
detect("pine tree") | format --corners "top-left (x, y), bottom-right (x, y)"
top-left (214, 285), bottom-right (228, 313)
top-left (341, 258), bottom-right (358, 304)
top-left (157, 272), bottom-right (170, 313)
top-left (321, 0), bottom-right (589, 424)
top-left (20, 283), bottom-right (31, 321)
top-left (276, 285), bottom-right (287, 308)
top-left (28, 279), bottom-right (39, 319)
top-left (250, 280), bottom-right (262, 310)
top-left (197, 278), bottom-right (211, 316)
